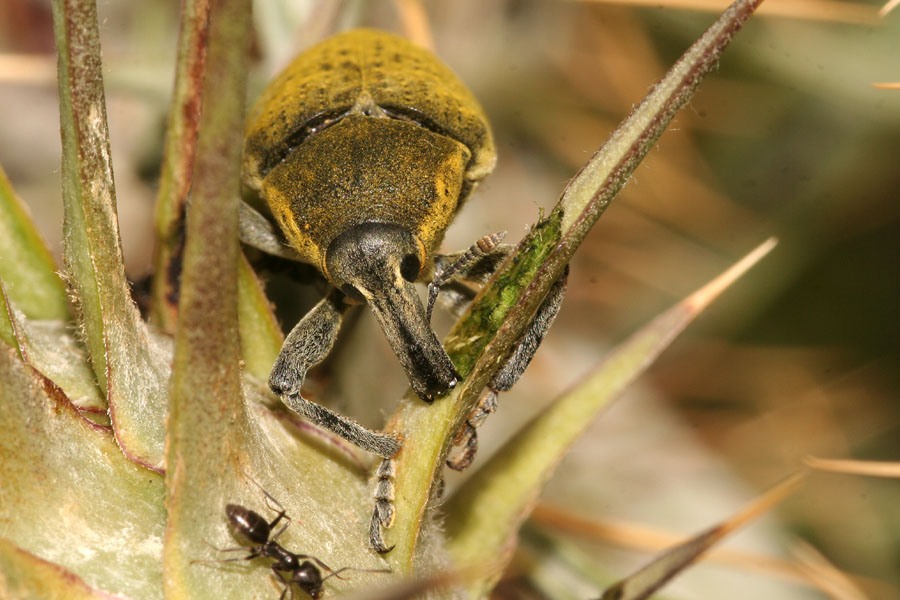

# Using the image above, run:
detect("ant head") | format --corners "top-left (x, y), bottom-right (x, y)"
top-left (293, 561), bottom-right (324, 599)
top-left (225, 504), bottom-right (270, 546)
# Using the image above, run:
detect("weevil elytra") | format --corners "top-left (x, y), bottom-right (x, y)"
top-left (238, 29), bottom-right (567, 549)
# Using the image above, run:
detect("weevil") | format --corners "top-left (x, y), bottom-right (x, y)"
top-left (239, 29), bottom-right (567, 550)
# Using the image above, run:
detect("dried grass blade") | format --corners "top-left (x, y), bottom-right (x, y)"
top-left (598, 472), bottom-right (805, 600)
top-left (804, 456), bottom-right (900, 478)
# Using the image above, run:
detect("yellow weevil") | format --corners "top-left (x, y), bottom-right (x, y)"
top-left (238, 29), bottom-right (566, 552)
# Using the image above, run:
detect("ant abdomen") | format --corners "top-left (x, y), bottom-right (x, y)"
top-left (226, 504), bottom-right (272, 545)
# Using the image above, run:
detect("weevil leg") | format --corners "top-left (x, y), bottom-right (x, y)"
top-left (270, 289), bottom-right (401, 458)
top-left (427, 232), bottom-right (510, 321)
top-left (432, 282), bottom-right (476, 319)
top-left (369, 458), bottom-right (396, 553)
top-left (446, 267), bottom-right (569, 470)
top-left (487, 267), bottom-right (568, 392)
top-left (239, 200), bottom-right (303, 261)
top-left (446, 392), bottom-right (498, 471)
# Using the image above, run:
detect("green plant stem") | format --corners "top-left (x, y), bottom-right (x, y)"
top-left (163, 0), bottom-right (252, 596)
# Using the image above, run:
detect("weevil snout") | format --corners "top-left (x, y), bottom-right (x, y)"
top-left (325, 223), bottom-right (459, 400)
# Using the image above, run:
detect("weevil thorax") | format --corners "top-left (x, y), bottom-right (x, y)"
top-left (242, 28), bottom-right (496, 282)
top-left (261, 113), bottom-right (467, 281)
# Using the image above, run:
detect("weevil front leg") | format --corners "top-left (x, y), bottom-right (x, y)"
top-left (426, 231), bottom-right (511, 321)
top-left (269, 289), bottom-right (401, 459)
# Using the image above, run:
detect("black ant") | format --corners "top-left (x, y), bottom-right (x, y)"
top-left (193, 478), bottom-right (390, 599)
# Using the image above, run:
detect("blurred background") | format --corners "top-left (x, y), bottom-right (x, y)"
top-left (1, 0), bottom-right (898, 598)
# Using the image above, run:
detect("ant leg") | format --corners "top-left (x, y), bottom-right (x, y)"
top-left (245, 474), bottom-right (287, 515)
top-left (323, 567), bottom-right (351, 581)
top-left (369, 458), bottom-right (396, 553)
top-left (201, 538), bottom-right (258, 554)
top-left (202, 544), bottom-right (249, 554)
top-left (270, 567), bottom-right (293, 600)
top-left (270, 289), bottom-right (401, 459)
top-left (291, 553), bottom-right (333, 573)
top-left (243, 474), bottom-right (290, 539)
top-left (321, 566), bottom-right (393, 582)
top-left (190, 548), bottom-right (262, 565)
top-left (446, 267), bottom-right (569, 471)
top-left (427, 232), bottom-right (509, 321)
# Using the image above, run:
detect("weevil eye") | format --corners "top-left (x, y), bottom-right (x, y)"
top-left (400, 253), bottom-right (421, 282)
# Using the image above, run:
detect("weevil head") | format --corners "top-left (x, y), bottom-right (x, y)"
top-left (324, 223), bottom-right (424, 299)
top-left (325, 223), bottom-right (459, 400)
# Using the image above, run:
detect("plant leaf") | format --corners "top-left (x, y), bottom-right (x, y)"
top-left (52, 0), bottom-right (170, 471)
top-left (529, 505), bottom-right (822, 592)
top-left (0, 344), bottom-right (165, 600)
top-left (0, 164), bottom-right (70, 322)
top-left (444, 239), bottom-right (777, 597)
top-left (0, 538), bottom-right (123, 600)
top-left (0, 283), bottom-right (105, 413)
top-left (237, 253), bottom-right (283, 381)
top-left (149, 0), bottom-right (211, 334)
top-left (380, 0), bottom-right (767, 570)
top-left (597, 473), bottom-right (805, 600)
